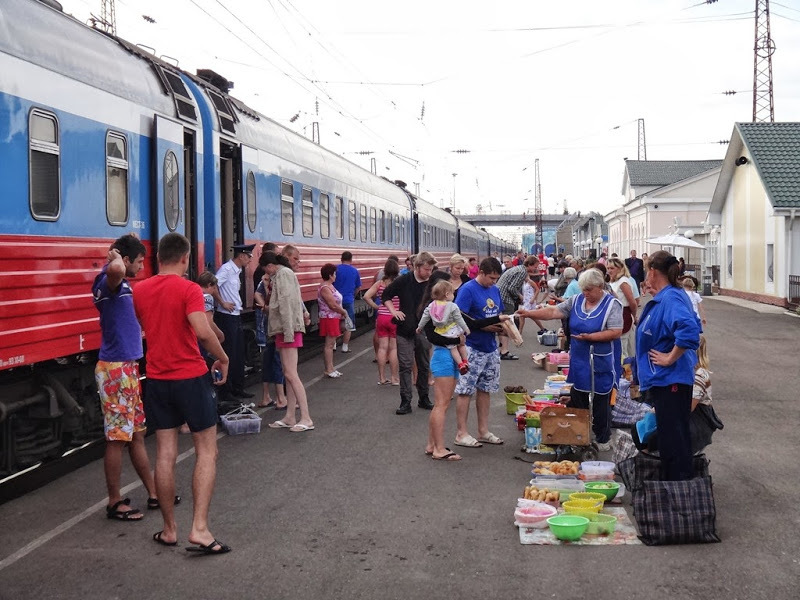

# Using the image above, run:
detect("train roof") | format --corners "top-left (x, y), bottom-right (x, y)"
top-left (409, 197), bottom-right (458, 226)
top-left (2, 1), bottom-right (175, 115)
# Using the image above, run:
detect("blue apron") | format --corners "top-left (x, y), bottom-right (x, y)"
top-left (566, 293), bottom-right (617, 395)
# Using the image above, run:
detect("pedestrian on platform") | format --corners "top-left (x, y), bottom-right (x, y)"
top-left (381, 251), bottom-right (436, 414)
top-left (363, 258), bottom-right (400, 386)
top-left (636, 250), bottom-right (701, 480)
top-left (496, 255), bottom-right (542, 359)
top-left (93, 234), bottom-right (158, 522)
top-left (467, 257), bottom-right (479, 279)
top-left (262, 252), bottom-right (314, 433)
top-left (452, 257), bottom-right (507, 449)
top-left (682, 277), bottom-right (707, 327)
top-left (133, 233), bottom-right (230, 554)
top-left (606, 258), bottom-right (638, 358)
top-left (334, 251), bottom-right (361, 353)
top-left (318, 263), bottom-right (348, 378)
top-left (214, 243), bottom-right (254, 400)
top-left (254, 259), bottom-right (286, 409)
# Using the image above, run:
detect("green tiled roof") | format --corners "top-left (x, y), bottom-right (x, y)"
top-left (738, 122), bottom-right (800, 209)
top-left (626, 160), bottom-right (722, 187)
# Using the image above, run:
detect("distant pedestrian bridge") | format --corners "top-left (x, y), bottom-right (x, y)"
top-left (457, 213), bottom-right (575, 228)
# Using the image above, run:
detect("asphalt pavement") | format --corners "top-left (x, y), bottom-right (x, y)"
top-left (0, 297), bottom-right (798, 600)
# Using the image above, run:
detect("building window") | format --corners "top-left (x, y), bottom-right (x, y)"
top-left (302, 188), bottom-right (313, 237)
top-left (360, 204), bottom-right (368, 242)
top-left (106, 131), bottom-right (128, 225)
top-left (334, 196), bottom-right (344, 239)
top-left (281, 180), bottom-right (294, 235)
top-left (370, 207), bottom-right (377, 242)
top-left (767, 243), bottom-right (774, 283)
top-left (245, 171), bottom-right (256, 233)
top-left (29, 110), bottom-right (60, 220)
top-left (727, 245), bottom-right (733, 277)
top-left (348, 200), bottom-right (357, 241)
top-left (163, 150), bottom-right (180, 231)
top-left (320, 193), bottom-right (330, 239)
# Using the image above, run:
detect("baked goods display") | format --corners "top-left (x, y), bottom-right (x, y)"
top-left (531, 460), bottom-right (580, 476)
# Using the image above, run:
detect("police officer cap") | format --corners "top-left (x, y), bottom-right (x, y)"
top-left (231, 243), bottom-right (255, 255)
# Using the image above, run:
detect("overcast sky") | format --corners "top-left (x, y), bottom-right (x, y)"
top-left (60, 0), bottom-right (800, 221)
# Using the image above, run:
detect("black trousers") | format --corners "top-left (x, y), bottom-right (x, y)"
top-left (647, 384), bottom-right (693, 481)
top-left (214, 312), bottom-right (245, 394)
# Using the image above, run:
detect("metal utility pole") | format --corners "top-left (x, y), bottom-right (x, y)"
top-left (534, 159), bottom-right (543, 254)
top-left (452, 173), bottom-right (457, 211)
top-left (637, 118), bottom-right (647, 160)
top-left (752, 0), bottom-right (775, 122)
top-left (100, 0), bottom-right (117, 36)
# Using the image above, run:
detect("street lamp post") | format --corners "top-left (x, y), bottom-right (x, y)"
top-left (595, 235), bottom-right (603, 258)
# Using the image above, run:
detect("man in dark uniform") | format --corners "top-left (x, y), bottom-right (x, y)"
top-left (214, 244), bottom-right (255, 399)
top-left (625, 250), bottom-right (645, 292)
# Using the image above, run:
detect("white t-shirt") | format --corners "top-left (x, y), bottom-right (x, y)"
top-left (685, 289), bottom-right (702, 318)
top-left (610, 278), bottom-right (631, 307)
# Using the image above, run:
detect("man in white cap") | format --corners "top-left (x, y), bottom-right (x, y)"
top-left (214, 243), bottom-right (254, 399)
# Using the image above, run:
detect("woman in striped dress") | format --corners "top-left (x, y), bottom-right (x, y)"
top-left (364, 258), bottom-right (400, 385)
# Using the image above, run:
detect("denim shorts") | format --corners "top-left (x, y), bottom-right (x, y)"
top-left (342, 302), bottom-right (356, 331)
top-left (455, 347), bottom-right (501, 395)
top-left (430, 345), bottom-right (460, 379)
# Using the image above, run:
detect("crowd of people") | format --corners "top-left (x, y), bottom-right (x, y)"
top-left (93, 232), bottom-right (714, 555)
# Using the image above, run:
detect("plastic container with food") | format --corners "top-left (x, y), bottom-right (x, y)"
top-left (514, 503), bottom-right (558, 528)
top-left (578, 470), bottom-right (616, 482)
top-left (585, 513), bottom-right (617, 536)
top-left (583, 481), bottom-right (621, 501)
top-left (581, 461), bottom-right (616, 474)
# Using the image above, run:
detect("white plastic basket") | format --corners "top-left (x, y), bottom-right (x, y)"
top-left (220, 404), bottom-right (262, 435)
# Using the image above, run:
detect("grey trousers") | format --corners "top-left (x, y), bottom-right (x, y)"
top-left (396, 333), bottom-right (431, 406)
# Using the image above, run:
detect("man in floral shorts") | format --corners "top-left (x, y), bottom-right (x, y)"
top-left (93, 234), bottom-right (158, 521)
top-left (453, 257), bottom-right (506, 449)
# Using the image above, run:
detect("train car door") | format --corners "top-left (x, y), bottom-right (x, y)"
top-left (153, 116), bottom-right (185, 264)
top-left (218, 141), bottom-right (244, 264)
top-left (183, 129), bottom-right (198, 281)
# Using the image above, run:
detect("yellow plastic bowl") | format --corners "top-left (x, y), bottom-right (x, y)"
top-left (562, 500), bottom-right (602, 514)
top-left (568, 492), bottom-right (606, 506)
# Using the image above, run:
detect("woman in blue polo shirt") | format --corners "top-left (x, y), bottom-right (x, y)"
top-left (636, 250), bottom-right (701, 481)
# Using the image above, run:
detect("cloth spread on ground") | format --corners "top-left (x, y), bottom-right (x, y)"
top-left (518, 507), bottom-right (641, 545)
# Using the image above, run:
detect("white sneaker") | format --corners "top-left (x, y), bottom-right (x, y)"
top-left (333, 343), bottom-right (337, 351)
top-left (341, 344), bottom-right (350, 353)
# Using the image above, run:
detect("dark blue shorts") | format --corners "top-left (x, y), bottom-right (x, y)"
top-left (144, 375), bottom-right (218, 432)
top-left (261, 342), bottom-right (285, 384)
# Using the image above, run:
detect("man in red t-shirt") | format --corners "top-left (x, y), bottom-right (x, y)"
top-left (134, 233), bottom-right (231, 555)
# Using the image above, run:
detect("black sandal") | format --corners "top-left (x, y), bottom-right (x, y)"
top-left (106, 498), bottom-right (143, 521)
top-left (147, 495), bottom-right (182, 510)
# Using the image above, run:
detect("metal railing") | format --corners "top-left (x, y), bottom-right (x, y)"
top-left (789, 275), bottom-right (800, 306)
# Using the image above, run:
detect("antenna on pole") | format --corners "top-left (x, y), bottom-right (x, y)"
top-left (534, 159), bottom-right (543, 254)
top-left (100, 0), bottom-right (117, 36)
top-left (637, 118), bottom-right (647, 160)
top-left (752, 0), bottom-right (776, 122)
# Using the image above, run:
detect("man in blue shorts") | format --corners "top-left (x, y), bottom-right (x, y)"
top-left (334, 251), bottom-right (361, 352)
top-left (134, 233), bottom-right (231, 554)
top-left (92, 234), bottom-right (158, 521)
top-left (453, 257), bottom-right (506, 449)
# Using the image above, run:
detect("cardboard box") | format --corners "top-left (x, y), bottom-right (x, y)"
top-left (544, 359), bottom-right (559, 373)
top-left (540, 405), bottom-right (591, 446)
top-left (531, 353), bottom-right (547, 368)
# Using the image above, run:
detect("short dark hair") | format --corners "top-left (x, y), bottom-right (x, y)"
top-left (523, 255), bottom-right (539, 267)
top-left (341, 251), bottom-right (353, 262)
top-left (479, 257), bottom-right (502, 275)
top-left (261, 242), bottom-right (277, 254)
top-left (260, 251), bottom-right (290, 268)
top-left (157, 233), bottom-right (190, 265)
top-left (387, 254), bottom-right (399, 262)
top-left (320, 263), bottom-right (337, 280)
top-left (112, 234), bottom-right (146, 263)
top-left (383, 258), bottom-right (399, 279)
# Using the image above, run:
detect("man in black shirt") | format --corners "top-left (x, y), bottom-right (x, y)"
top-left (382, 252), bottom-right (436, 414)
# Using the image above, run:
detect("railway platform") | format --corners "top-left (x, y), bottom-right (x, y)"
top-left (0, 298), bottom-right (798, 600)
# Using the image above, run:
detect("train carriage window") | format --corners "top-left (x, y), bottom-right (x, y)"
top-left (387, 212), bottom-right (392, 243)
top-left (29, 110), bottom-right (60, 220)
top-left (281, 180), bottom-right (294, 235)
top-left (348, 200), bottom-right (357, 241)
top-left (395, 215), bottom-right (400, 243)
top-left (379, 210), bottom-right (386, 242)
top-left (163, 151), bottom-right (180, 231)
top-left (360, 204), bottom-right (368, 242)
top-left (335, 196), bottom-right (344, 239)
top-left (370, 207), bottom-right (377, 242)
top-left (245, 171), bottom-right (256, 233)
top-left (302, 188), bottom-right (313, 237)
top-left (106, 131), bottom-right (128, 225)
top-left (320, 193), bottom-right (330, 239)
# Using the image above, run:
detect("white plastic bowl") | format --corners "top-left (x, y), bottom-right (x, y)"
top-left (514, 503), bottom-right (558, 528)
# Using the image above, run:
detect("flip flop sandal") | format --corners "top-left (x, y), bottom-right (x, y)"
top-left (153, 531), bottom-right (178, 547)
top-left (324, 371), bottom-right (342, 378)
top-left (106, 498), bottom-right (142, 521)
top-left (377, 380), bottom-right (391, 385)
top-left (478, 432), bottom-right (504, 445)
top-left (432, 449), bottom-right (462, 461)
top-left (185, 539), bottom-right (231, 555)
top-left (454, 435), bottom-right (483, 448)
top-left (147, 495), bottom-right (182, 510)
top-left (268, 420), bottom-right (293, 429)
top-left (289, 423), bottom-right (315, 432)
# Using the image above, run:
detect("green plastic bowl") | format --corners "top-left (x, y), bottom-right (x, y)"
top-left (584, 481), bottom-right (621, 502)
top-left (585, 513), bottom-right (618, 536)
top-left (547, 515), bottom-right (589, 541)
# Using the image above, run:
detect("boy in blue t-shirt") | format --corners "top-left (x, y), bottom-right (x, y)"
top-left (333, 251), bottom-right (362, 352)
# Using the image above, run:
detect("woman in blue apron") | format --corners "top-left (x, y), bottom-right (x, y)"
top-left (517, 268), bottom-right (623, 450)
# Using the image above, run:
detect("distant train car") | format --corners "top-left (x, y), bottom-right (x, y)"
top-left (456, 218), bottom-right (485, 261)
top-left (411, 198), bottom-right (458, 264)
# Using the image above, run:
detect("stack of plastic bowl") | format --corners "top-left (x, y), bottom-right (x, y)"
top-left (567, 491), bottom-right (606, 508)
top-left (547, 515), bottom-right (589, 541)
top-left (514, 501), bottom-right (558, 528)
top-left (562, 499), bottom-right (602, 515)
top-left (579, 460), bottom-right (616, 481)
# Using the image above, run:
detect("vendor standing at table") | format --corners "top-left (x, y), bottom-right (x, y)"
top-left (635, 250), bottom-right (701, 481)
top-left (517, 268), bottom-right (623, 451)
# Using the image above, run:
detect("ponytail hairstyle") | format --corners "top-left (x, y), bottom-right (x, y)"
top-left (648, 250), bottom-right (682, 287)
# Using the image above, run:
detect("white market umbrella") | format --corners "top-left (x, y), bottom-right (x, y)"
top-left (646, 233), bottom-right (705, 249)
